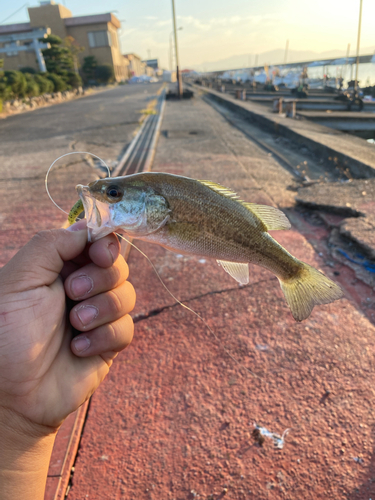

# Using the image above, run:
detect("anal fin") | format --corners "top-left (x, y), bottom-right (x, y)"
top-left (217, 260), bottom-right (249, 285)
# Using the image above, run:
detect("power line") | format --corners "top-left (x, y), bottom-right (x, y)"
top-left (0, 3), bottom-right (29, 26)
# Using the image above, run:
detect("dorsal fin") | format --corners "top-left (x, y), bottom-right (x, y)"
top-left (242, 203), bottom-right (291, 231)
top-left (198, 180), bottom-right (240, 200)
top-left (198, 180), bottom-right (291, 231)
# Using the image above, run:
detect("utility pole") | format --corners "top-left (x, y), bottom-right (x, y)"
top-left (171, 0), bottom-right (183, 97)
top-left (169, 32), bottom-right (173, 71)
top-left (284, 39), bottom-right (289, 65)
top-left (254, 54), bottom-right (259, 67)
top-left (342, 42), bottom-right (350, 81)
top-left (354, 0), bottom-right (363, 93)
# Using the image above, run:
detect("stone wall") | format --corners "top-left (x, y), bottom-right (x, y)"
top-left (0, 87), bottom-right (86, 117)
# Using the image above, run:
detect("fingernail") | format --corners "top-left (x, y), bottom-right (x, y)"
top-left (67, 219), bottom-right (87, 232)
top-left (71, 275), bottom-right (93, 298)
top-left (108, 242), bottom-right (118, 264)
top-left (76, 305), bottom-right (98, 326)
top-left (73, 336), bottom-right (90, 353)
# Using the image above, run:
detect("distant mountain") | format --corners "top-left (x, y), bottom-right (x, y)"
top-left (193, 46), bottom-right (375, 72)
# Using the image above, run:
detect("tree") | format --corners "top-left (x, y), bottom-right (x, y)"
top-left (64, 36), bottom-right (84, 74)
top-left (82, 56), bottom-right (97, 82)
top-left (41, 35), bottom-right (74, 76)
top-left (95, 65), bottom-right (115, 84)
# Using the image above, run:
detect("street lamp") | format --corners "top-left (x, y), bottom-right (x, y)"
top-left (169, 27), bottom-right (182, 72)
top-left (354, 0), bottom-right (363, 93)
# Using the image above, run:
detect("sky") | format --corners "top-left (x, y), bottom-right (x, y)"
top-left (1, 0), bottom-right (375, 70)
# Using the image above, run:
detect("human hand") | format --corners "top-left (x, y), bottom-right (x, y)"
top-left (0, 220), bottom-right (135, 435)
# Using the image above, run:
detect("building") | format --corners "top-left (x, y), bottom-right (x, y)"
top-left (123, 53), bottom-right (144, 77)
top-left (142, 58), bottom-right (159, 70)
top-left (0, 1), bottom-right (127, 81)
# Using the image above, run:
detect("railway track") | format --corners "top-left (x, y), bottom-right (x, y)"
top-left (113, 88), bottom-right (166, 177)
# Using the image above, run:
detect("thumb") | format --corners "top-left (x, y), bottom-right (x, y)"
top-left (0, 220), bottom-right (88, 292)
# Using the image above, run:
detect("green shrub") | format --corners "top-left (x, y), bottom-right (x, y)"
top-left (66, 71), bottom-right (82, 89)
top-left (24, 74), bottom-right (40, 97)
top-left (0, 68), bottom-right (83, 102)
top-left (0, 79), bottom-right (7, 100)
top-left (20, 67), bottom-right (37, 74)
top-left (4, 70), bottom-right (27, 98)
top-left (82, 56), bottom-right (97, 82)
top-left (95, 65), bottom-right (115, 84)
top-left (34, 74), bottom-right (54, 94)
top-left (46, 73), bottom-right (67, 92)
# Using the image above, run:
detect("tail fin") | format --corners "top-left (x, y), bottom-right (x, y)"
top-left (279, 262), bottom-right (343, 322)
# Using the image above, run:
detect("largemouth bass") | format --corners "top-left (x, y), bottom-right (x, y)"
top-left (70, 172), bottom-right (343, 321)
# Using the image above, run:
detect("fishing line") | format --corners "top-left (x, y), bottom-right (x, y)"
top-left (115, 232), bottom-right (263, 381)
top-left (45, 152), bottom-right (111, 215)
top-left (46, 152), bottom-right (261, 380)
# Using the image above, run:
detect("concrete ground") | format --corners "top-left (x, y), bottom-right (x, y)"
top-left (195, 84), bottom-right (375, 179)
top-left (66, 96), bottom-right (375, 500)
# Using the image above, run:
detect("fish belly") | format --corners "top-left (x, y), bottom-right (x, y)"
top-left (140, 223), bottom-right (300, 281)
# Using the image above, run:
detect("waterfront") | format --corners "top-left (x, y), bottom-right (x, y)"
top-left (217, 60), bottom-right (375, 90)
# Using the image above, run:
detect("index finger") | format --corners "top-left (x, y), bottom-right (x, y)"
top-left (66, 220), bottom-right (120, 268)
top-left (88, 233), bottom-right (120, 268)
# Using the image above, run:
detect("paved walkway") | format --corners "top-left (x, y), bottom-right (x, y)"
top-left (68, 96), bottom-right (375, 499)
top-left (197, 85), bottom-right (375, 179)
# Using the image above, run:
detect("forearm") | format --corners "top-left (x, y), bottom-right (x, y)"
top-left (0, 408), bottom-right (56, 500)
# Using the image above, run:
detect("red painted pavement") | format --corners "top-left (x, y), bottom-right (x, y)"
top-left (52, 99), bottom-right (375, 499)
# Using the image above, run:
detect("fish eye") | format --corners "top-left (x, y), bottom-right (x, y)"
top-left (106, 185), bottom-right (122, 199)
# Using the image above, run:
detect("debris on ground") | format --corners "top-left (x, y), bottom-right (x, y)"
top-left (255, 344), bottom-right (270, 351)
top-left (252, 424), bottom-right (290, 449)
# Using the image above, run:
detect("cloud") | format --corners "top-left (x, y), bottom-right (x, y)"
top-left (156, 19), bottom-right (173, 27)
top-left (119, 28), bottom-right (137, 38)
top-left (120, 12), bottom-right (288, 69)
top-left (177, 15), bottom-right (211, 31)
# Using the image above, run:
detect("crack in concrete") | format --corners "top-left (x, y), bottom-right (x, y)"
top-left (73, 120), bottom-right (141, 135)
top-left (0, 174), bottom-right (45, 182)
top-left (132, 276), bottom-right (274, 323)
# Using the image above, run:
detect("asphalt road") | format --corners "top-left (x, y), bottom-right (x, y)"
top-left (0, 82), bottom-right (163, 266)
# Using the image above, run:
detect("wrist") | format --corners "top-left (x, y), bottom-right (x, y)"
top-left (0, 406), bottom-right (57, 500)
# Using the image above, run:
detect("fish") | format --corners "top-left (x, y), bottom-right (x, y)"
top-left (70, 172), bottom-right (343, 322)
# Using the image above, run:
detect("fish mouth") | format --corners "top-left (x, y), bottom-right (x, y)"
top-left (76, 184), bottom-right (114, 242)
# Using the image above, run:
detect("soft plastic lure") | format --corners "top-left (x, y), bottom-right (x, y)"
top-left (68, 199), bottom-right (84, 225)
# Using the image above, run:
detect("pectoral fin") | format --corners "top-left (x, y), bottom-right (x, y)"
top-left (217, 260), bottom-right (249, 285)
